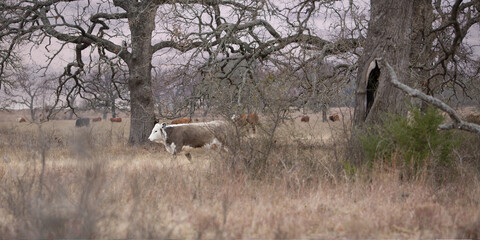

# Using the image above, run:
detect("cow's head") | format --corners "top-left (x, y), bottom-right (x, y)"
top-left (148, 122), bottom-right (168, 143)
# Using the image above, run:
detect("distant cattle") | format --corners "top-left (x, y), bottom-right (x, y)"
top-left (75, 118), bottom-right (90, 127)
top-left (148, 121), bottom-right (227, 159)
top-left (16, 117), bottom-right (26, 123)
top-left (110, 117), bottom-right (122, 122)
top-left (233, 113), bottom-right (260, 134)
top-left (171, 117), bottom-right (192, 124)
top-left (92, 117), bottom-right (102, 122)
top-left (329, 114), bottom-right (340, 122)
top-left (300, 115), bottom-right (310, 123)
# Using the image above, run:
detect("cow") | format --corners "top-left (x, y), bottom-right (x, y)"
top-left (92, 117), bottom-right (102, 122)
top-left (75, 118), bottom-right (90, 127)
top-left (300, 115), bottom-right (310, 123)
top-left (110, 117), bottom-right (122, 122)
top-left (171, 117), bottom-right (192, 124)
top-left (232, 113), bottom-right (260, 134)
top-left (329, 114), bottom-right (340, 122)
top-left (16, 117), bottom-right (26, 123)
top-left (148, 121), bottom-right (226, 159)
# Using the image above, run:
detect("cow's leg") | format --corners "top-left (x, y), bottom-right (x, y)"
top-left (165, 142), bottom-right (176, 155)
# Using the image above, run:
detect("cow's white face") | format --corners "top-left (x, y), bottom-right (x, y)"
top-left (148, 123), bottom-right (167, 144)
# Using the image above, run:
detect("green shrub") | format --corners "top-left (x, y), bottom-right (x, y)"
top-left (359, 105), bottom-right (458, 176)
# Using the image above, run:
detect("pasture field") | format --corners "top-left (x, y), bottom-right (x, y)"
top-left (0, 111), bottom-right (480, 238)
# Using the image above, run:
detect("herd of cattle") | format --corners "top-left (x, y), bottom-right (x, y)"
top-left (148, 113), bottom-right (342, 158)
top-left (14, 113), bottom-right (340, 159)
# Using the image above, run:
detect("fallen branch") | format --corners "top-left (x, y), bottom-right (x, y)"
top-left (376, 58), bottom-right (480, 135)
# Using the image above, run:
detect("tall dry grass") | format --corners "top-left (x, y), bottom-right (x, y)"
top-left (0, 114), bottom-right (479, 238)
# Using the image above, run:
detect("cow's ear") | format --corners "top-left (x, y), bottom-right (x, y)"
top-left (161, 123), bottom-right (167, 129)
top-left (154, 118), bottom-right (159, 124)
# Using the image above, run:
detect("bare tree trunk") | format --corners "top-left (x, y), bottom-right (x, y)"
top-left (103, 106), bottom-right (108, 120)
top-left (126, 6), bottom-right (157, 145)
top-left (353, 0), bottom-right (415, 125)
top-left (321, 104), bottom-right (327, 122)
top-left (111, 96), bottom-right (117, 118)
top-left (29, 95), bottom-right (36, 121)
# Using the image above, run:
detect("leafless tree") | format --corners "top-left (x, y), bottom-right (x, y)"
top-left (5, 66), bottom-right (55, 121)
top-left (152, 66), bottom-right (200, 119)
top-left (84, 61), bottom-right (129, 119)
top-left (354, 0), bottom-right (480, 125)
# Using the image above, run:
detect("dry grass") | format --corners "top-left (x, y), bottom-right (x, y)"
top-left (0, 111), bottom-right (479, 238)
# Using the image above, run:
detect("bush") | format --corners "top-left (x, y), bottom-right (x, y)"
top-left (359, 105), bottom-right (458, 178)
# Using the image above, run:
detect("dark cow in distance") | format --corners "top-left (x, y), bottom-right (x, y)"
top-left (75, 118), bottom-right (90, 127)
top-left (110, 117), bottom-right (122, 122)
top-left (171, 117), bottom-right (192, 124)
top-left (148, 121), bottom-right (226, 158)
top-left (233, 113), bottom-right (260, 134)
top-left (329, 114), bottom-right (340, 122)
top-left (92, 117), bottom-right (102, 122)
top-left (300, 115), bottom-right (310, 123)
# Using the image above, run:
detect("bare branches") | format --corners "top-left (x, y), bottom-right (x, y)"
top-left (416, 0), bottom-right (480, 99)
top-left (379, 58), bottom-right (480, 135)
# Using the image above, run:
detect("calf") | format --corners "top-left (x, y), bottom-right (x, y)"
top-left (92, 117), bottom-right (102, 122)
top-left (171, 117), bottom-right (192, 124)
top-left (233, 113), bottom-right (259, 134)
top-left (148, 121), bottom-right (226, 156)
top-left (300, 115), bottom-right (310, 123)
top-left (110, 117), bottom-right (122, 122)
top-left (329, 114), bottom-right (340, 122)
top-left (75, 118), bottom-right (90, 127)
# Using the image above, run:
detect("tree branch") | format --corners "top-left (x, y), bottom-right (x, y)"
top-left (378, 57), bottom-right (480, 135)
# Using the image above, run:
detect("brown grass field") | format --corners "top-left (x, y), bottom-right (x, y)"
top-left (1, 109), bottom-right (480, 238)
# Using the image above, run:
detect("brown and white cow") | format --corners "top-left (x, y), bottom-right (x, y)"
top-left (110, 117), bottom-right (122, 122)
top-left (148, 121), bottom-right (226, 156)
top-left (232, 113), bottom-right (260, 134)
top-left (171, 117), bottom-right (192, 124)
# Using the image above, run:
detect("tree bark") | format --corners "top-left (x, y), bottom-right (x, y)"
top-left (410, 0), bottom-right (434, 111)
top-left (125, 6), bottom-right (157, 145)
top-left (353, 0), bottom-right (415, 125)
